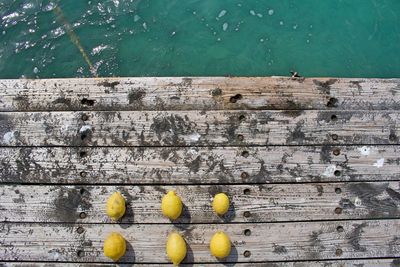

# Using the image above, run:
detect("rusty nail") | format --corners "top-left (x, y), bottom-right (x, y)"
top-left (334, 207), bottom-right (342, 214)
top-left (237, 134), bottom-right (244, 141)
top-left (244, 229), bottom-right (251, 236)
top-left (331, 134), bottom-right (338, 141)
top-left (77, 226), bottom-right (84, 234)
top-left (243, 211), bottom-right (251, 218)
top-left (332, 148), bottom-right (340, 156)
top-left (81, 114), bottom-right (89, 121)
top-left (241, 172), bottom-right (249, 179)
top-left (335, 248), bottom-right (343, 256)
top-left (80, 171), bottom-right (87, 178)
top-left (243, 250), bottom-right (251, 257)
top-left (79, 212), bottom-right (87, 219)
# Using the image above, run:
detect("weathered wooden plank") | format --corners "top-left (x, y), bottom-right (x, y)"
top-left (1, 182), bottom-right (399, 223)
top-left (0, 77), bottom-right (399, 111)
top-left (0, 146), bottom-right (398, 184)
top-left (0, 220), bottom-right (398, 262)
top-left (0, 110), bottom-right (398, 147)
top-left (3, 259), bottom-right (400, 266)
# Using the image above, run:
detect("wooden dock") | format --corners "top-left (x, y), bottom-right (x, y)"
top-left (0, 77), bottom-right (399, 266)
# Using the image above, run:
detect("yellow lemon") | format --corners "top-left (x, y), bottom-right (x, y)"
top-left (210, 231), bottom-right (231, 259)
top-left (103, 232), bottom-right (126, 261)
top-left (166, 232), bottom-right (187, 266)
top-left (106, 192), bottom-right (126, 221)
top-left (161, 191), bottom-right (182, 220)
top-left (212, 193), bottom-right (230, 215)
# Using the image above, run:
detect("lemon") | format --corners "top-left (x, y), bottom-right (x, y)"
top-left (106, 192), bottom-right (126, 221)
top-left (166, 232), bottom-right (187, 266)
top-left (103, 232), bottom-right (126, 261)
top-left (161, 191), bottom-right (182, 220)
top-left (212, 193), bottom-right (230, 215)
top-left (210, 231), bottom-right (231, 259)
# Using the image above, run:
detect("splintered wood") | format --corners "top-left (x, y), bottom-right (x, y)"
top-left (0, 77), bottom-right (399, 265)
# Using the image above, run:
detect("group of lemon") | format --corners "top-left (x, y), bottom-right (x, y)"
top-left (103, 190), bottom-right (232, 265)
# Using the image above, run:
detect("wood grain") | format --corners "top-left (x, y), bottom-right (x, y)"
top-left (0, 220), bottom-right (399, 263)
top-left (1, 182), bottom-right (399, 223)
top-left (0, 77), bottom-right (399, 111)
top-left (1, 146), bottom-right (399, 184)
top-left (3, 259), bottom-right (400, 266)
top-left (0, 110), bottom-right (398, 147)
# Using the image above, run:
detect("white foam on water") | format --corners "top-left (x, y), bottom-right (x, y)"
top-left (134, 15), bottom-right (140, 22)
top-left (142, 22), bottom-right (147, 30)
top-left (250, 10), bottom-right (256, 16)
top-left (91, 45), bottom-right (109, 55)
top-left (268, 9), bottom-right (274, 16)
top-left (218, 10), bottom-right (227, 18)
top-left (257, 13), bottom-right (263, 18)
top-left (222, 22), bottom-right (228, 31)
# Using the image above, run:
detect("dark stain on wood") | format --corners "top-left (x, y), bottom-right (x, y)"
top-left (273, 244), bottom-right (288, 254)
top-left (388, 237), bottom-right (400, 254)
top-left (286, 120), bottom-right (306, 144)
top-left (348, 183), bottom-right (400, 216)
top-left (185, 155), bottom-right (201, 174)
top-left (282, 110), bottom-right (304, 117)
top-left (313, 79), bottom-right (338, 95)
top-left (391, 259), bottom-right (400, 267)
top-left (346, 223), bottom-right (367, 252)
top-left (98, 81), bottom-right (120, 89)
top-left (150, 114), bottom-right (194, 145)
top-left (128, 89), bottom-right (146, 106)
top-left (52, 187), bottom-right (92, 222)
top-left (53, 96), bottom-right (72, 108)
top-left (315, 185), bottom-right (324, 196)
top-left (308, 230), bottom-right (325, 258)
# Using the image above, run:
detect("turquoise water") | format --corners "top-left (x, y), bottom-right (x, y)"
top-left (1, 0), bottom-right (400, 78)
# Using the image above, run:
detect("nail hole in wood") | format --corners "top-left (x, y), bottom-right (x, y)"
top-left (230, 94), bottom-right (243, 103)
top-left (243, 250), bottom-right (251, 258)
top-left (331, 114), bottom-right (338, 121)
top-left (81, 133), bottom-right (88, 140)
top-left (80, 188), bottom-right (86, 195)
top-left (241, 172), bottom-right (249, 179)
top-left (243, 188), bottom-right (251, 195)
top-left (237, 134), bottom-right (244, 141)
top-left (334, 170), bottom-right (341, 177)
top-left (244, 229), bottom-right (251, 236)
top-left (337, 226), bottom-right (344, 232)
top-left (81, 98), bottom-right (95, 106)
top-left (211, 88), bottom-right (222, 96)
top-left (79, 212), bottom-right (87, 219)
top-left (243, 211), bottom-right (251, 218)
top-left (77, 250), bottom-right (85, 257)
top-left (331, 134), bottom-right (338, 141)
top-left (238, 114), bottom-right (246, 121)
top-left (81, 114), bottom-right (89, 121)
top-left (335, 187), bottom-right (342, 194)
top-left (327, 97), bottom-right (338, 107)
top-left (335, 248), bottom-right (343, 256)
top-left (389, 134), bottom-right (397, 142)
top-left (79, 151), bottom-right (87, 158)
top-left (80, 171), bottom-right (87, 178)
top-left (334, 207), bottom-right (342, 214)
top-left (77, 226), bottom-right (84, 234)
top-left (333, 148), bottom-right (340, 156)
top-left (241, 151), bottom-right (249, 158)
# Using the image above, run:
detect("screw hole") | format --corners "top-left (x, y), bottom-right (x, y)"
top-left (243, 211), bottom-right (251, 218)
top-left (335, 187), bottom-right (342, 194)
top-left (331, 134), bottom-right (338, 141)
top-left (241, 151), bottom-right (249, 158)
top-left (79, 151), bottom-right (87, 158)
top-left (81, 114), bottom-right (89, 121)
top-left (237, 134), bottom-right (244, 141)
top-left (335, 248), bottom-right (343, 256)
top-left (244, 229), bottom-right (251, 236)
top-left (81, 98), bottom-right (95, 106)
top-left (337, 226), bottom-right (344, 232)
top-left (80, 188), bottom-right (86, 195)
top-left (77, 250), bottom-right (85, 257)
top-left (80, 171), bottom-right (87, 178)
top-left (76, 226), bottom-right (84, 234)
top-left (243, 250), bottom-right (251, 258)
top-left (332, 148), bottom-right (341, 156)
top-left (79, 212), bottom-right (87, 219)
top-left (238, 114), bottom-right (246, 121)
top-left (389, 134), bottom-right (397, 142)
top-left (241, 172), bottom-right (249, 179)
top-left (229, 94), bottom-right (243, 103)
top-left (334, 207), bottom-right (342, 214)
top-left (243, 188), bottom-right (251, 195)
top-left (334, 170), bottom-right (341, 177)
top-left (331, 114), bottom-right (338, 121)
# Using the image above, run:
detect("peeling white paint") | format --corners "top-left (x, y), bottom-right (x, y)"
top-left (373, 158), bottom-right (385, 168)
top-left (295, 177), bottom-right (302, 182)
top-left (358, 146), bottom-right (371, 156)
top-left (79, 125), bottom-right (92, 133)
top-left (188, 132), bottom-right (201, 142)
top-left (3, 131), bottom-right (15, 144)
top-left (322, 165), bottom-right (336, 177)
top-left (354, 197), bottom-right (362, 206)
